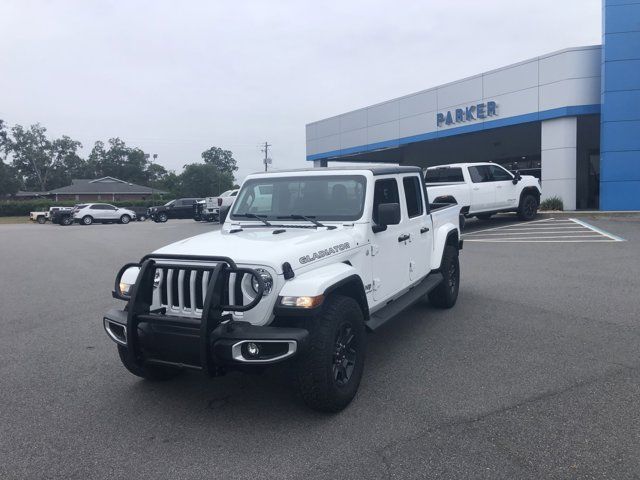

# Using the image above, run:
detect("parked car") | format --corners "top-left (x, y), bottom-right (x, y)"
top-left (29, 210), bottom-right (49, 224)
top-left (104, 166), bottom-right (463, 412)
top-left (148, 198), bottom-right (201, 222)
top-left (425, 162), bottom-right (541, 222)
top-left (193, 189), bottom-right (239, 222)
top-left (72, 203), bottom-right (137, 225)
top-left (51, 208), bottom-right (74, 226)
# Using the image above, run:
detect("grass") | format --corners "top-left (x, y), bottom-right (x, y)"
top-left (0, 216), bottom-right (32, 224)
top-left (540, 196), bottom-right (564, 211)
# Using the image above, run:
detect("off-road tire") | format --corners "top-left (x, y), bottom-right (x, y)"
top-left (518, 194), bottom-right (538, 221)
top-left (476, 213), bottom-right (493, 220)
top-left (117, 345), bottom-right (182, 381)
top-left (297, 295), bottom-right (366, 412)
top-left (82, 215), bottom-right (93, 225)
top-left (61, 216), bottom-right (72, 226)
top-left (139, 215), bottom-right (146, 222)
top-left (428, 245), bottom-right (460, 309)
top-left (120, 214), bottom-right (131, 224)
top-left (158, 212), bottom-right (168, 223)
top-left (37, 216), bottom-right (46, 224)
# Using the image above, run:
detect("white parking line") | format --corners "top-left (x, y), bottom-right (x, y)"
top-left (464, 217), bottom-right (625, 243)
top-left (570, 218), bottom-right (626, 242)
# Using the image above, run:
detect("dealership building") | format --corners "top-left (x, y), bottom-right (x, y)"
top-left (306, 0), bottom-right (640, 210)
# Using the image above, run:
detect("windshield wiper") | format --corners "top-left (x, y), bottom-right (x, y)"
top-left (233, 213), bottom-right (272, 226)
top-left (277, 214), bottom-right (336, 230)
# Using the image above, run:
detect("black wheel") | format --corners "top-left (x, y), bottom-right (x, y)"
top-left (476, 213), bottom-right (493, 220)
top-left (117, 345), bottom-right (182, 381)
top-left (61, 216), bottom-right (72, 226)
top-left (518, 194), bottom-right (538, 221)
top-left (158, 212), bottom-right (168, 223)
top-left (139, 215), bottom-right (146, 222)
top-left (297, 295), bottom-right (366, 412)
top-left (36, 216), bottom-right (46, 224)
top-left (120, 214), bottom-right (131, 224)
top-left (428, 245), bottom-right (460, 309)
top-left (82, 215), bottom-right (93, 225)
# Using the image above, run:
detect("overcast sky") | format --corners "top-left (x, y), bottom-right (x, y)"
top-left (1, 0), bottom-right (602, 181)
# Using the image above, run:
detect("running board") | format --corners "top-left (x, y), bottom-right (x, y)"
top-left (366, 273), bottom-right (444, 331)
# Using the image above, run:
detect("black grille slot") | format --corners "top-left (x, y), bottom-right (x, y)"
top-left (195, 270), bottom-right (204, 309)
top-left (160, 268), bottom-right (168, 305)
top-left (171, 270), bottom-right (180, 308)
top-left (183, 271), bottom-right (192, 309)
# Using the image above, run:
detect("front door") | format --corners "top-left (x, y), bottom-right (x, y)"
top-left (370, 177), bottom-right (407, 303)
top-left (488, 165), bottom-right (518, 209)
top-left (468, 165), bottom-right (495, 212)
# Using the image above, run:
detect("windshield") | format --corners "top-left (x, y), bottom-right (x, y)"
top-left (230, 175), bottom-right (366, 222)
top-left (164, 200), bottom-right (175, 207)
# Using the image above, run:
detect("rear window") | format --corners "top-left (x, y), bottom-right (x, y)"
top-left (425, 167), bottom-right (464, 183)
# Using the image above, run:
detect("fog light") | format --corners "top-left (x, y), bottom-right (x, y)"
top-left (246, 342), bottom-right (260, 357)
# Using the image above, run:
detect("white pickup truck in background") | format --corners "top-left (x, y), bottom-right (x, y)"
top-left (194, 189), bottom-right (239, 222)
top-left (425, 162), bottom-right (541, 222)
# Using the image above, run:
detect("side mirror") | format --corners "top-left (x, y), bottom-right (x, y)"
top-left (219, 205), bottom-right (230, 224)
top-left (512, 171), bottom-right (522, 184)
top-left (373, 203), bottom-right (401, 233)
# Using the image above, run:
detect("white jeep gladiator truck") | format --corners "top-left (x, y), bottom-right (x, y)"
top-left (103, 167), bottom-right (463, 412)
top-left (425, 162), bottom-right (541, 221)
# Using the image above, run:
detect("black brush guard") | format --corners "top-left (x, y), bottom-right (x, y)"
top-left (104, 254), bottom-right (309, 374)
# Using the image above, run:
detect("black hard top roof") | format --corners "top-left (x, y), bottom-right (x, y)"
top-left (254, 165), bottom-right (423, 176)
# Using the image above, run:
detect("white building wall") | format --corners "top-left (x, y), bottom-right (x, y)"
top-left (306, 46), bottom-right (601, 158)
top-left (541, 117), bottom-right (577, 210)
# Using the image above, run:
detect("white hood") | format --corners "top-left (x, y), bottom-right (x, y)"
top-left (153, 226), bottom-right (358, 274)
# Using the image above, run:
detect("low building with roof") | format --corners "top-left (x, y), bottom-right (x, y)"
top-left (48, 177), bottom-right (165, 202)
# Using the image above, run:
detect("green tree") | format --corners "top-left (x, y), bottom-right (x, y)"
top-left (179, 163), bottom-right (234, 198)
top-left (155, 171), bottom-right (182, 198)
top-left (86, 138), bottom-right (150, 184)
top-left (5, 123), bottom-right (83, 191)
top-left (201, 147), bottom-right (238, 174)
top-left (0, 161), bottom-right (20, 196)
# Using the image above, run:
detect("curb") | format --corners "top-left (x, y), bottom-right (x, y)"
top-left (537, 211), bottom-right (640, 219)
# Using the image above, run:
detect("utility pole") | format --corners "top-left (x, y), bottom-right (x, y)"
top-left (261, 142), bottom-right (272, 172)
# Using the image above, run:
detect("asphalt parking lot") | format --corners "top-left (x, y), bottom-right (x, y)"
top-left (2, 215), bottom-right (640, 479)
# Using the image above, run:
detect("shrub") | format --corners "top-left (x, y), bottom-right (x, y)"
top-left (539, 196), bottom-right (564, 211)
top-left (0, 199), bottom-right (163, 217)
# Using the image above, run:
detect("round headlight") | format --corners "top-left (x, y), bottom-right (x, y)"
top-left (251, 268), bottom-right (273, 296)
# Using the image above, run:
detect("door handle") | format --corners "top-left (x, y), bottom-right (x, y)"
top-left (420, 227), bottom-right (430, 234)
top-left (398, 234), bottom-right (410, 242)
top-left (473, 187), bottom-right (480, 191)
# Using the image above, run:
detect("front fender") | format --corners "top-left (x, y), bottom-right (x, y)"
top-left (279, 262), bottom-right (359, 298)
top-left (431, 224), bottom-right (459, 271)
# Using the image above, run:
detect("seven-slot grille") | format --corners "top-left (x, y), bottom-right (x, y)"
top-left (153, 265), bottom-right (243, 315)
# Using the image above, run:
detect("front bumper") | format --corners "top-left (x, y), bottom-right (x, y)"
top-left (104, 254), bottom-right (309, 373)
top-left (103, 309), bottom-right (308, 369)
